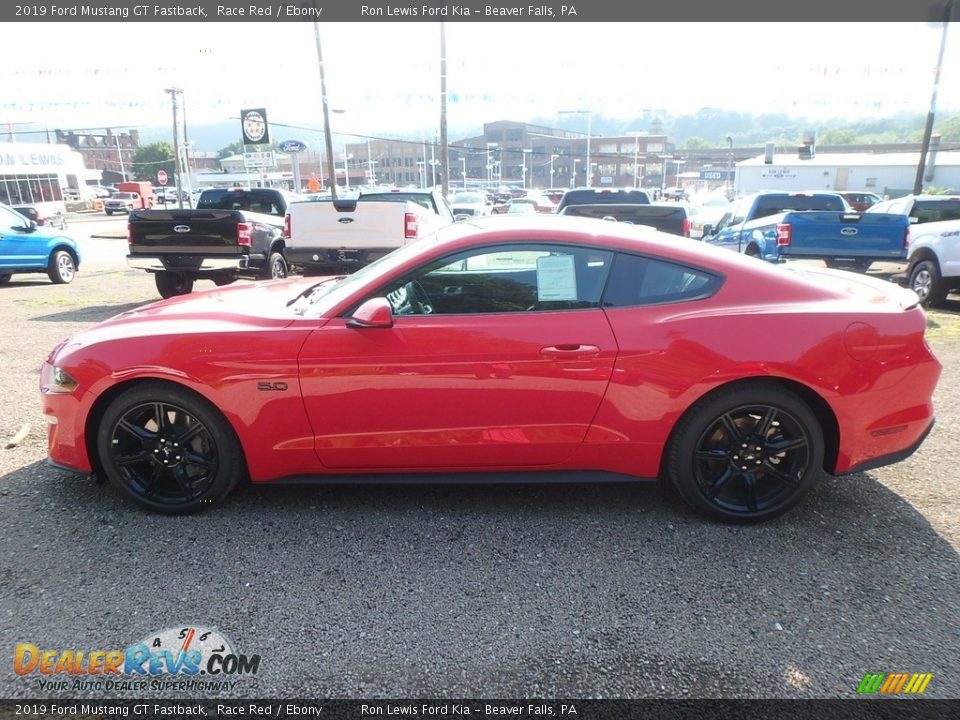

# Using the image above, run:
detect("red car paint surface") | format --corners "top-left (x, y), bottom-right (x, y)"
top-left (41, 216), bottom-right (940, 520)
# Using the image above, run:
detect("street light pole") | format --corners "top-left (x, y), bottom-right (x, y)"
top-left (550, 154), bottom-right (558, 188)
top-left (914, 0), bottom-right (955, 195)
top-left (313, 20), bottom-right (339, 201)
top-left (660, 155), bottom-right (672, 196)
top-left (522, 148), bottom-right (532, 190)
top-left (460, 157), bottom-right (467, 186)
top-left (164, 87), bottom-right (185, 209)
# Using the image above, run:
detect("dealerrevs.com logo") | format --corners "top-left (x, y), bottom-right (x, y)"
top-left (14, 626), bottom-right (260, 693)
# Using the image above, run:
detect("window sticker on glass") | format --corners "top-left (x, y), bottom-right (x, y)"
top-left (536, 255), bottom-right (578, 301)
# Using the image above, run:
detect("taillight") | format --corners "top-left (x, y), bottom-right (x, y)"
top-left (682, 218), bottom-right (691, 237)
top-left (776, 223), bottom-right (792, 246)
top-left (237, 222), bottom-right (253, 246)
top-left (283, 213), bottom-right (291, 239)
top-left (904, 226), bottom-right (910, 250)
top-left (126, 221), bottom-right (133, 246)
top-left (404, 212), bottom-right (418, 240)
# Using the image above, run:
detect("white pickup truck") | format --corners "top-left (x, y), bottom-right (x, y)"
top-left (283, 189), bottom-right (454, 274)
top-left (867, 194), bottom-right (960, 306)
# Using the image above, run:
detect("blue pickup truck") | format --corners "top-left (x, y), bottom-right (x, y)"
top-left (705, 192), bottom-right (909, 271)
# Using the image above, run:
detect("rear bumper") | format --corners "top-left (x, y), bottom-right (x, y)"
top-left (286, 246), bottom-right (395, 270)
top-left (126, 255), bottom-right (249, 272)
top-left (842, 418), bottom-right (934, 475)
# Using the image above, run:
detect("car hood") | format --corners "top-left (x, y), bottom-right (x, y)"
top-left (62, 278), bottom-right (323, 351)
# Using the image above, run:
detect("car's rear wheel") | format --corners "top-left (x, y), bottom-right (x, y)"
top-left (666, 384), bottom-right (823, 523)
top-left (0, 273), bottom-right (11, 285)
top-left (909, 259), bottom-right (948, 307)
top-left (155, 272), bottom-right (194, 298)
top-left (97, 383), bottom-right (244, 513)
top-left (266, 251), bottom-right (288, 280)
top-left (48, 250), bottom-right (76, 284)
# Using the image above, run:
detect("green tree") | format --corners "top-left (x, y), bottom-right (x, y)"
top-left (131, 142), bottom-right (175, 183)
top-left (219, 140), bottom-right (246, 159)
top-left (683, 136), bottom-right (714, 149)
top-left (818, 128), bottom-right (857, 145)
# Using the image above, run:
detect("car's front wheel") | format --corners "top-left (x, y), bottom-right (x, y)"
top-left (96, 383), bottom-right (244, 513)
top-left (48, 250), bottom-right (76, 284)
top-left (0, 273), bottom-right (11, 285)
top-left (909, 259), bottom-right (948, 307)
top-left (155, 272), bottom-right (195, 298)
top-left (666, 383), bottom-right (823, 523)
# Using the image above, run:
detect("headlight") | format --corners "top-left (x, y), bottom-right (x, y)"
top-left (47, 366), bottom-right (79, 394)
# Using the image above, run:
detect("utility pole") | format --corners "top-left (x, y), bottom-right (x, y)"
top-left (165, 88), bottom-right (185, 209)
top-left (439, 22), bottom-right (449, 198)
top-left (313, 17), bottom-right (339, 201)
top-left (914, 0), bottom-right (955, 195)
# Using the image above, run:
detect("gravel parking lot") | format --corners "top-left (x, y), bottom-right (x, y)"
top-left (0, 222), bottom-right (958, 699)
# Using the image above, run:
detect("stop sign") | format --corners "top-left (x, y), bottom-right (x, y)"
top-left (157, 170), bottom-right (168, 186)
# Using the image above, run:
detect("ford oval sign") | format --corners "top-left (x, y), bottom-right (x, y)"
top-left (173, 225), bottom-right (191, 233)
top-left (840, 227), bottom-right (858, 236)
top-left (279, 140), bottom-right (308, 153)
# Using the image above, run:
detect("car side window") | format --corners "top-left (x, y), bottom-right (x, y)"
top-left (602, 253), bottom-right (722, 308)
top-left (0, 205), bottom-right (29, 230)
top-left (378, 244), bottom-right (613, 315)
top-left (730, 200), bottom-right (748, 225)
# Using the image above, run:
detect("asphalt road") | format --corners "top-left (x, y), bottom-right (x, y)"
top-left (0, 222), bottom-right (957, 700)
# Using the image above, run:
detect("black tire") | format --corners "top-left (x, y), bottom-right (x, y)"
top-left (666, 383), bottom-right (824, 523)
top-left (105, 210), bottom-right (113, 216)
top-left (212, 274), bottom-right (238, 287)
top-left (48, 249), bottom-right (77, 284)
top-left (745, 246), bottom-right (762, 259)
top-left (96, 382), bottom-right (244, 513)
top-left (155, 272), bottom-right (195, 299)
top-left (0, 273), bottom-right (11, 285)
top-left (909, 259), bottom-right (948, 307)
top-left (265, 251), bottom-right (288, 280)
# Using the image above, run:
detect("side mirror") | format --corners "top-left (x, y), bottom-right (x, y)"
top-left (346, 297), bottom-right (394, 328)
top-left (701, 223), bottom-right (714, 237)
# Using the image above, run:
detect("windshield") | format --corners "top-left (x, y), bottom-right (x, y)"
top-left (452, 192), bottom-right (484, 204)
top-left (112, 193), bottom-right (135, 199)
top-left (288, 231), bottom-right (446, 316)
top-left (753, 195), bottom-right (846, 218)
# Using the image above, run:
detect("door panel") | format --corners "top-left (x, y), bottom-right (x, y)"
top-left (299, 311), bottom-right (617, 469)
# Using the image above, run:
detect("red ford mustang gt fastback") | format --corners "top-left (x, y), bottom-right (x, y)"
top-left (41, 217), bottom-right (940, 522)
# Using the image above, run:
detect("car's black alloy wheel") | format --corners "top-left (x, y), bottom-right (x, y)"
top-left (97, 383), bottom-right (243, 513)
top-left (667, 384), bottom-right (823, 523)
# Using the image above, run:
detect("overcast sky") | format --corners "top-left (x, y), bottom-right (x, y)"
top-left (2, 22), bottom-right (958, 141)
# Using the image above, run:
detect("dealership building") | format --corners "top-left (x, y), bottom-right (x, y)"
top-left (734, 149), bottom-right (960, 197)
top-left (0, 142), bottom-right (97, 208)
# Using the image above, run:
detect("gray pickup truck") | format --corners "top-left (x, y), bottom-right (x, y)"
top-left (127, 187), bottom-right (301, 298)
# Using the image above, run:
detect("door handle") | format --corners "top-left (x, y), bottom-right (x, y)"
top-left (540, 344), bottom-right (601, 358)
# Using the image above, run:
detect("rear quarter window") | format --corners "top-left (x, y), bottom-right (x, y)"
top-left (603, 253), bottom-right (722, 307)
